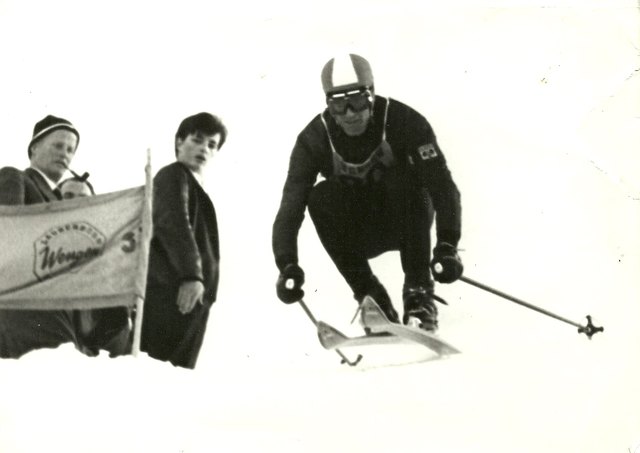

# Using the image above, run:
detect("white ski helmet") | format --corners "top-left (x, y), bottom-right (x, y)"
top-left (321, 54), bottom-right (374, 95)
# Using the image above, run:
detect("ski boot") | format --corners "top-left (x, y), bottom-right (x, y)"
top-left (402, 285), bottom-right (439, 332)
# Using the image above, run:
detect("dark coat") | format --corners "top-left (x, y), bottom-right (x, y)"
top-left (141, 162), bottom-right (220, 369)
top-left (0, 167), bottom-right (81, 358)
top-left (0, 167), bottom-right (60, 204)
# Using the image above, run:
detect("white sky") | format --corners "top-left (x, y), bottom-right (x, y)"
top-left (0, 1), bottom-right (639, 452)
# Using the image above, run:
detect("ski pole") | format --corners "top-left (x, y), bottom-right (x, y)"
top-left (298, 299), bottom-right (363, 366)
top-left (459, 275), bottom-right (603, 339)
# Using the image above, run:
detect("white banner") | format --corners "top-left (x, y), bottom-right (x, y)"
top-left (0, 186), bottom-right (151, 310)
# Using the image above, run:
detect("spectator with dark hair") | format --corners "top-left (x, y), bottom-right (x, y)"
top-left (141, 112), bottom-right (227, 369)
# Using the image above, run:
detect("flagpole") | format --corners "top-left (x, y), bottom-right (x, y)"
top-left (132, 296), bottom-right (144, 356)
top-left (132, 149), bottom-right (153, 356)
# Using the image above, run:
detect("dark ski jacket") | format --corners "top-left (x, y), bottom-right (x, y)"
top-left (272, 96), bottom-right (461, 270)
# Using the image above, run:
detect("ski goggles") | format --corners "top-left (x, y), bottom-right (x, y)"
top-left (326, 89), bottom-right (373, 115)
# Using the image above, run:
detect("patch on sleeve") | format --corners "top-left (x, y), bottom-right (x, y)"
top-left (417, 143), bottom-right (438, 160)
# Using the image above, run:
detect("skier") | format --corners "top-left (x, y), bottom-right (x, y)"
top-left (272, 54), bottom-right (463, 331)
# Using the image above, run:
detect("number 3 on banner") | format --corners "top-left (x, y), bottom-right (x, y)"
top-left (121, 225), bottom-right (143, 253)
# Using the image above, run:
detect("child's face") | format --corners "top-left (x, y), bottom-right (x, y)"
top-left (176, 131), bottom-right (221, 175)
top-left (60, 180), bottom-right (92, 199)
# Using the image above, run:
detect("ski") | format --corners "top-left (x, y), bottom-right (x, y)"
top-left (317, 321), bottom-right (408, 350)
top-left (360, 296), bottom-right (461, 356)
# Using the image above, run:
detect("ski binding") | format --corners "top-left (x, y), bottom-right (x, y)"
top-left (359, 295), bottom-right (460, 356)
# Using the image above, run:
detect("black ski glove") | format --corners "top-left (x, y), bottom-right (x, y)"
top-left (430, 242), bottom-right (463, 284)
top-left (276, 263), bottom-right (305, 304)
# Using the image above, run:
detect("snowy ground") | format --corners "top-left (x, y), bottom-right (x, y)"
top-left (0, 301), bottom-right (638, 453)
top-left (0, 1), bottom-right (638, 452)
